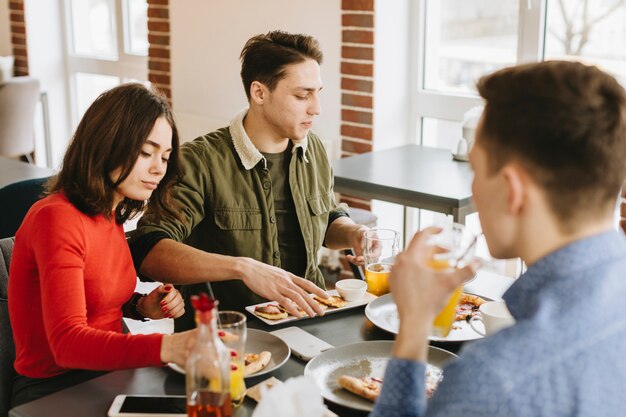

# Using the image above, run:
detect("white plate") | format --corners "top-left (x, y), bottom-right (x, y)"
top-left (168, 329), bottom-right (291, 379)
top-left (245, 289), bottom-right (377, 326)
top-left (304, 341), bottom-right (456, 412)
top-left (365, 293), bottom-right (491, 342)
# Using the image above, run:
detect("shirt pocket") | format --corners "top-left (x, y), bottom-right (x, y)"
top-left (214, 208), bottom-right (262, 230)
top-left (306, 191), bottom-right (334, 216)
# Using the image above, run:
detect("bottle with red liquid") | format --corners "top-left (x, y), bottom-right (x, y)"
top-left (186, 294), bottom-right (232, 417)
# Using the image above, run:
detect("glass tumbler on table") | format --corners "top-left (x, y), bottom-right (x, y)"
top-left (364, 229), bottom-right (400, 296)
top-left (427, 223), bottom-right (478, 337)
top-left (217, 311), bottom-right (247, 407)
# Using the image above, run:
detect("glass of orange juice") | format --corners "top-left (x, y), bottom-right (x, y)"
top-left (217, 311), bottom-right (247, 407)
top-left (427, 223), bottom-right (477, 337)
top-left (364, 229), bottom-right (400, 296)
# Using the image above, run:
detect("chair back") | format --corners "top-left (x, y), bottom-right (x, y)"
top-left (0, 237), bottom-right (16, 417)
top-left (0, 77), bottom-right (40, 158)
top-left (0, 177), bottom-right (49, 239)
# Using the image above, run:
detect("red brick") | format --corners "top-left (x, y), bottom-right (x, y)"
top-left (341, 62), bottom-right (373, 77)
top-left (148, 20), bottom-right (169, 32)
top-left (9, 12), bottom-right (24, 23)
top-left (13, 56), bottom-right (28, 68)
top-left (342, 0), bottom-right (374, 11)
top-left (147, 0), bottom-right (169, 5)
top-left (341, 77), bottom-right (373, 93)
top-left (12, 45), bottom-right (27, 57)
top-left (342, 93), bottom-right (373, 108)
top-left (342, 13), bottom-right (374, 28)
top-left (148, 60), bottom-right (170, 71)
top-left (341, 125), bottom-right (373, 140)
top-left (342, 109), bottom-right (372, 125)
top-left (148, 46), bottom-right (170, 59)
top-left (341, 138), bottom-right (373, 153)
top-left (148, 34), bottom-right (170, 46)
top-left (342, 30), bottom-right (373, 44)
top-left (148, 73), bottom-right (171, 85)
top-left (9, 1), bottom-right (24, 10)
top-left (10, 24), bottom-right (25, 34)
top-left (147, 7), bottom-right (169, 19)
top-left (14, 67), bottom-right (28, 77)
top-left (342, 45), bottom-right (373, 60)
top-left (11, 35), bottom-right (26, 45)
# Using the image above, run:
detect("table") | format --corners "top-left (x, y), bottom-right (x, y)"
top-left (9, 271), bottom-right (514, 417)
top-left (0, 157), bottom-right (54, 188)
top-left (332, 145), bottom-right (474, 224)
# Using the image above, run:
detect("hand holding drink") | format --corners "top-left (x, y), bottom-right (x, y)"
top-left (364, 229), bottom-right (400, 296)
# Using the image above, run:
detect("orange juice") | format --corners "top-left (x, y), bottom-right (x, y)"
top-left (365, 263), bottom-right (392, 296)
top-left (229, 360), bottom-right (246, 406)
top-left (428, 254), bottom-right (461, 337)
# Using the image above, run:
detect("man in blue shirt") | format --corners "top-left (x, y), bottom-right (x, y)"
top-left (371, 61), bottom-right (626, 417)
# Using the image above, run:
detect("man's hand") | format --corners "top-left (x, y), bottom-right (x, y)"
top-left (344, 224), bottom-right (369, 266)
top-left (237, 258), bottom-right (328, 318)
top-left (390, 227), bottom-right (478, 361)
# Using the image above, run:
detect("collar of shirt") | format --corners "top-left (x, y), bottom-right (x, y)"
top-left (228, 107), bottom-right (309, 171)
top-left (503, 229), bottom-right (626, 321)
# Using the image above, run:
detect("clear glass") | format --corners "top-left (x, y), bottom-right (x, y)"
top-left (427, 223), bottom-right (477, 337)
top-left (423, 0), bottom-right (519, 93)
top-left (544, 0), bottom-right (626, 86)
top-left (123, 0), bottom-right (148, 56)
top-left (186, 308), bottom-right (232, 417)
top-left (364, 229), bottom-right (401, 296)
top-left (69, 0), bottom-right (117, 59)
top-left (217, 311), bottom-right (247, 407)
top-left (75, 72), bottom-right (120, 119)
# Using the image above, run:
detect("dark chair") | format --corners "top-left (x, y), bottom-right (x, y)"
top-left (0, 177), bottom-right (49, 239)
top-left (0, 237), bottom-right (16, 417)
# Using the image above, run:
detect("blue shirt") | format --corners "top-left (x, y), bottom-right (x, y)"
top-left (371, 230), bottom-right (626, 417)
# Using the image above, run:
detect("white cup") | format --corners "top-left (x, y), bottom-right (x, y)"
top-left (469, 301), bottom-right (515, 336)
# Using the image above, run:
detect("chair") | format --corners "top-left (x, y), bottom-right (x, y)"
top-left (0, 237), bottom-right (16, 417)
top-left (0, 177), bottom-right (50, 239)
top-left (0, 77), bottom-right (41, 163)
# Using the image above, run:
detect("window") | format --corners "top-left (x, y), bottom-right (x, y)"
top-left (64, 0), bottom-right (148, 124)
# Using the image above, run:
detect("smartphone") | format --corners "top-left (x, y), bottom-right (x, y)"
top-left (107, 395), bottom-right (186, 417)
top-left (270, 326), bottom-right (334, 361)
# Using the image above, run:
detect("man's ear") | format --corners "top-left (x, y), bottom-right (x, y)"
top-left (502, 165), bottom-right (525, 216)
top-left (250, 81), bottom-right (266, 105)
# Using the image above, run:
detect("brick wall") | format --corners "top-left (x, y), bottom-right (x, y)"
top-left (9, 0), bottom-right (28, 76)
top-left (340, 0), bottom-right (374, 212)
top-left (147, 0), bottom-right (171, 103)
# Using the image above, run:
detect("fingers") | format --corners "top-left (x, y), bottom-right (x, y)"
top-left (345, 254), bottom-right (365, 266)
top-left (159, 284), bottom-right (185, 319)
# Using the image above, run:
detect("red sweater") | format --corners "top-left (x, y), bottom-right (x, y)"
top-left (9, 193), bottom-right (163, 378)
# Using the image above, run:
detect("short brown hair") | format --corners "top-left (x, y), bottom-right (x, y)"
top-left (48, 83), bottom-right (180, 223)
top-left (476, 60), bottom-right (626, 228)
top-left (240, 30), bottom-right (323, 101)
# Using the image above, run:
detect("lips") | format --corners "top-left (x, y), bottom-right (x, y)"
top-left (301, 122), bottom-right (313, 128)
top-left (142, 181), bottom-right (159, 190)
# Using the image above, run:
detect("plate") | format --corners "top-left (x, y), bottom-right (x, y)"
top-left (245, 289), bottom-right (377, 326)
top-left (365, 293), bottom-right (491, 342)
top-left (168, 329), bottom-right (291, 379)
top-left (304, 341), bottom-right (456, 412)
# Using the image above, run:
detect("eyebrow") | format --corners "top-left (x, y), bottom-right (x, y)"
top-left (145, 140), bottom-right (172, 152)
top-left (295, 86), bottom-right (323, 92)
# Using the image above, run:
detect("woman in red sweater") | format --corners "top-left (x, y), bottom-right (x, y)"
top-left (8, 83), bottom-right (195, 406)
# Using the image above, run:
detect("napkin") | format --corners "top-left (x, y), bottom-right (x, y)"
top-left (251, 376), bottom-right (328, 417)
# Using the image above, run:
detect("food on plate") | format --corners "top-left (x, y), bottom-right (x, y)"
top-left (314, 294), bottom-right (346, 308)
top-left (338, 364), bottom-right (443, 402)
top-left (246, 377), bottom-right (283, 402)
top-left (455, 293), bottom-right (486, 321)
top-left (244, 351), bottom-right (272, 376)
top-left (254, 304), bottom-right (288, 320)
top-left (337, 375), bottom-right (383, 402)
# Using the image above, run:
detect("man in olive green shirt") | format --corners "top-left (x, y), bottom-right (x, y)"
top-left (129, 31), bottom-right (367, 331)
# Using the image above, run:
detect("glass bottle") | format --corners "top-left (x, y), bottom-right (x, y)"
top-left (186, 295), bottom-right (232, 417)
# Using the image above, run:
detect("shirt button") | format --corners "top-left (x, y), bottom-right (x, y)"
top-left (270, 216), bottom-right (276, 223)
top-left (263, 182), bottom-right (271, 190)
top-left (273, 250), bottom-right (280, 259)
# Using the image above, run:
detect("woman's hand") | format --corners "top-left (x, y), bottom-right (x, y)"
top-left (139, 284), bottom-right (185, 319)
top-left (160, 329), bottom-right (197, 366)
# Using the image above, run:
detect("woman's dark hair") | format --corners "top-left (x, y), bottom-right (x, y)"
top-left (47, 83), bottom-right (180, 223)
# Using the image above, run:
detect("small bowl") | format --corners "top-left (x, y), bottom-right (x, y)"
top-left (335, 279), bottom-right (367, 301)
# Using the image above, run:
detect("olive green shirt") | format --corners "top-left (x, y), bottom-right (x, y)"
top-left (130, 108), bottom-right (347, 328)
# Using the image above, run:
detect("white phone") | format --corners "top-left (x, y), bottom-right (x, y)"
top-left (107, 395), bottom-right (186, 417)
top-left (270, 326), bottom-right (334, 361)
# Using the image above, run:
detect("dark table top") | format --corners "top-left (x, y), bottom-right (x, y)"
top-left (9, 271), bottom-right (514, 417)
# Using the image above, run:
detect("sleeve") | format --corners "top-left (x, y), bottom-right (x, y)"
top-left (129, 140), bottom-right (212, 246)
top-left (31, 205), bottom-right (163, 370)
top-left (370, 359), bottom-right (428, 417)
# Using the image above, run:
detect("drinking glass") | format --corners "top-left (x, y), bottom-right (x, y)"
top-left (363, 229), bottom-right (400, 296)
top-left (217, 311), bottom-right (247, 407)
top-left (427, 223), bottom-right (477, 337)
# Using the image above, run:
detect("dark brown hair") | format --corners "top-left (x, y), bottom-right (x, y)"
top-left (476, 60), bottom-right (626, 228)
top-left (240, 30), bottom-right (323, 101)
top-left (48, 83), bottom-right (180, 223)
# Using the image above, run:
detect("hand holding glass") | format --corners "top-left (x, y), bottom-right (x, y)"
top-left (364, 229), bottom-right (400, 296)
